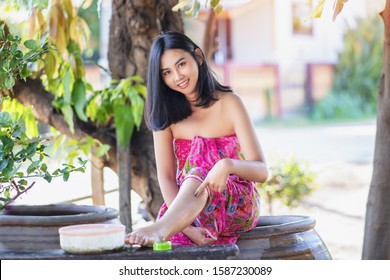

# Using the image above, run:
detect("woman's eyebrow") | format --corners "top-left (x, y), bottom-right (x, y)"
top-left (161, 57), bottom-right (185, 72)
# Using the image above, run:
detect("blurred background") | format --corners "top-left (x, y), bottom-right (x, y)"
top-left (1, 0), bottom-right (386, 259)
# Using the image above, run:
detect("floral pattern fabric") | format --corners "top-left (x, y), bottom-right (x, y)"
top-left (157, 134), bottom-right (261, 246)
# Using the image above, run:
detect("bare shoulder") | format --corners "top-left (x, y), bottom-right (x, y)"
top-left (218, 91), bottom-right (245, 109)
top-left (218, 91), bottom-right (248, 118)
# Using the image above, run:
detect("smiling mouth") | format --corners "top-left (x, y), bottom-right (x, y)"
top-left (177, 79), bottom-right (189, 89)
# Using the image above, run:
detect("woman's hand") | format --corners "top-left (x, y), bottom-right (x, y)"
top-left (194, 158), bottom-right (231, 197)
top-left (183, 226), bottom-right (215, 245)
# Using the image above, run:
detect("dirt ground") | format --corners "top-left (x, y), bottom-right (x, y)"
top-left (261, 161), bottom-right (371, 260)
top-left (257, 121), bottom-right (375, 260)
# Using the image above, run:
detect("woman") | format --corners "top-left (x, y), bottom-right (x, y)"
top-left (125, 31), bottom-right (268, 246)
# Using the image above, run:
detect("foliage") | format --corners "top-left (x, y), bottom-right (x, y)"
top-left (258, 157), bottom-right (317, 214)
top-left (312, 91), bottom-right (374, 120)
top-left (1, 0), bottom-right (146, 155)
top-left (0, 109), bottom-right (87, 211)
top-left (77, 0), bottom-right (100, 61)
top-left (87, 75), bottom-right (147, 148)
top-left (312, 16), bottom-right (383, 120)
top-left (307, 0), bottom-right (348, 21)
top-left (0, 23), bottom-right (48, 90)
top-left (171, 0), bottom-right (347, 19)
top-left (172, 0), bottom-right (223, 17)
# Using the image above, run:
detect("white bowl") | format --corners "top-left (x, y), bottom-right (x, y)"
top-left (59, 223), bottom-right (126, 254)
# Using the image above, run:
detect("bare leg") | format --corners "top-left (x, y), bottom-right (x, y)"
top-left (125, 178), bottom-right (207, 246)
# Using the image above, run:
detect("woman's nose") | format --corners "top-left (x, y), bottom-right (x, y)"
top-left (174, 70), bottom-right (182, 81)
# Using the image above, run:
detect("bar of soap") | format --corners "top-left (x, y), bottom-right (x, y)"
top-left (153, 241), bottom-right (172, 251)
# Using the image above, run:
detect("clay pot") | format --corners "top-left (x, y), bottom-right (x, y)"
top-left (236, 215), bottom-right (332, 260)
top-left (0, 204), bottom-right (120, 250)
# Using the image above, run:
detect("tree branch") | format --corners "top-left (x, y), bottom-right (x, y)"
top-left (11, 78), bottom-right (118, 171)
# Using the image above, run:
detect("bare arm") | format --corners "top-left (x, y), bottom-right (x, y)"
top-left (226, 93), bottom-right (268, 183)
top-left (153, 128), bottom-right (178, 207)
top-left (195, 93), bottom-right (268, 196)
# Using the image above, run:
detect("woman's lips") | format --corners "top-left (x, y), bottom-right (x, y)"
top-left (177, 79), bottom-right (189, 89)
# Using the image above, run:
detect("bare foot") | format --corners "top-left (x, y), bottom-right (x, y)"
top-left (125, 222), bottom-right (167, 246)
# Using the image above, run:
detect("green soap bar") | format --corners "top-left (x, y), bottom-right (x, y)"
top-left (153, 241), bottom-right (172, 251)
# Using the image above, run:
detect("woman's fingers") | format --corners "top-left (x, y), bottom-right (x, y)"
top-left (194, 179), bottom-right (228, 197)
top-left (194, 181), bottom-right (207, 197)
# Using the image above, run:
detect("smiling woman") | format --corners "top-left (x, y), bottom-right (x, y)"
top-left (125, 31), bottom-right (268, 247)
top-left (160, 48), bottom-right (201, 100)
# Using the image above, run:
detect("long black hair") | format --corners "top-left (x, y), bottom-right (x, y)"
top-left (145, 31), bottom-right (232, 131)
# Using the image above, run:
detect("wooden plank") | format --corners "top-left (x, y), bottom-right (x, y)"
top-left (91, 155), bottom-right (105, 205)
top-left (0, 244), bottom-right (239, 260)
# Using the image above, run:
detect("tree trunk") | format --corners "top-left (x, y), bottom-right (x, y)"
top-left (362, 0), bottom-right (390, 259)
top-left (107, 0), bottom-right (184, 219)
top-left (203, 8), bottom-right (218, 61)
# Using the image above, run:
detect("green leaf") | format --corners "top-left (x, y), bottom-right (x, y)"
top-left (24, 50), bottom-right (39, 62)
top-left (71, 79), bottom-right (88, 122)
top-left (10, 43), bottom-right (18, 53)
top-left (1, 136), bottom-right (14, 153)
top-left (210, 0), bottom-right (219, 8)
top-left (74, 167), bottom-right (86, 173)
top-left (127, 87), bottom-right (144, 129)
top-left (24, 110), bottom-right (39, 137)
top-left (62, 69), bottom-right (72, 104)
top-left (41, 163), bottom-right (48, 173)
top-left (18, 179), bottom-right (28, 186)
top-left (20, 64), bottom-right (31, 79)
top-left (4, 188), bottom-right (10, 199)
top-left (25, 143), bottom-right (39, 158)
top-left (86, 96), bottom-right (97, 121)
top-left (95, 144), bottom-right (110, 158)
top-left (63, 172), bottom-right (70, 182)
top-left (129, 76), bottom-right (144, 83)
top-left (114, 103), bottom-right (134, 149)
top-left (0, 159), bottom-right (9, 171)
top-left (24, 39), bottom-right (38, 50)
top-left (0, 25), bottom-right (4, 39)
top-left (27, 162), bottom-right (38, 174)
top-left (14, 50), bottom-right (23, 59)
top-left (133, 84), bottom-right (147, 99)
top-left (4, 75), bottom-right (15, 89)
top-left (60, 104), bottom-right (75, 134)
top-left (0, 112), bottom-right (12, 127)
top-left (44, 173), bottom-right (52, 183)
top-left (80, 143), bottom-right (91, 156)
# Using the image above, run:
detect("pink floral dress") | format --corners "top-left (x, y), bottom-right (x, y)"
top-left (157, 134), bottom-right (261, 246)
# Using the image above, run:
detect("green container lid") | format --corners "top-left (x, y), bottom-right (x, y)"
top-left (153, 241), bottom-right (172, 251)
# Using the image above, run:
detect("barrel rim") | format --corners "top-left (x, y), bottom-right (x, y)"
top-left (0, 204), bottom-right (119, 226)
top-left (238, 215), bottom-right (316, 238)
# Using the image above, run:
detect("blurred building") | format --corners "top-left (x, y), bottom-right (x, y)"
top-left (185, 0), bottom-right (385, 120)
top-left (96, 0), bottom-right (386, 120)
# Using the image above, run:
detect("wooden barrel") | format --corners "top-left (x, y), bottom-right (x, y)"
top-left (0, 204), bottom-right (120, 250)
top-left (236, 215), bottom-right (332, 260)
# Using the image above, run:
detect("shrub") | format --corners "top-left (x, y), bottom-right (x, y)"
top-left (258, 157), bottom-right (317, 214)
top-left (313, 15), bottom-right (383, 120)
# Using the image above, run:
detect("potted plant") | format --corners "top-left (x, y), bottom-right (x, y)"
top-left (0, 27), bottom-right (119, 251)
top-left (0, 106), bottom-right (121, 251)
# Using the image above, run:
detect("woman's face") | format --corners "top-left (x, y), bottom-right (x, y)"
top-left (160, 48), bottom-right (201, 101)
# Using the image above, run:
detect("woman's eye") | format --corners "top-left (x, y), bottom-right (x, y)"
top-left (178, 62), bottom-right (186, 68)
top-left (162, 70), bottom-right (170, 76)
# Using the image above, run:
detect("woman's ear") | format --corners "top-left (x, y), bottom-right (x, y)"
top-left (194, 48), bottom-right (203, 65)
